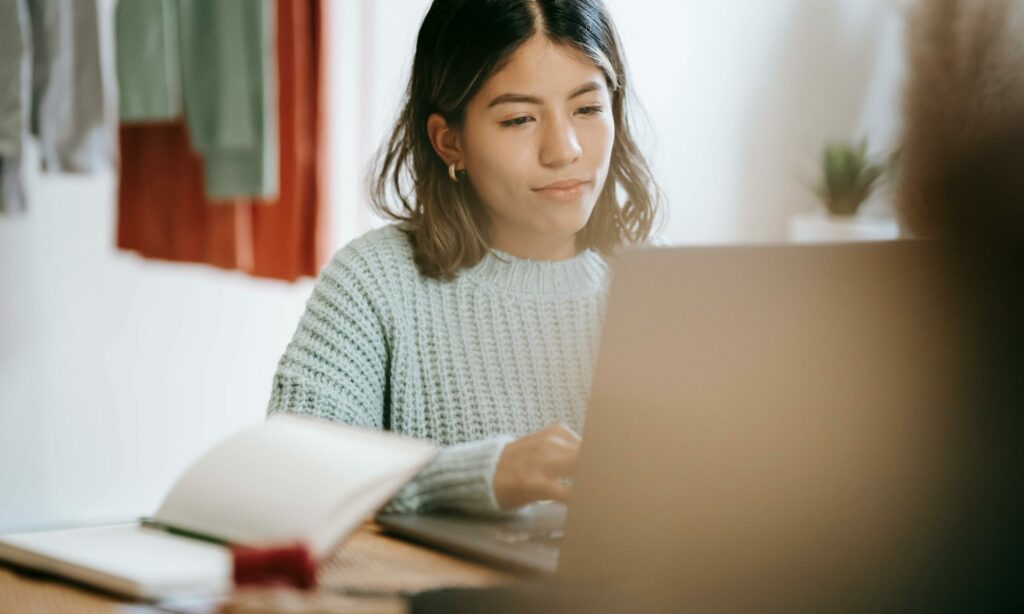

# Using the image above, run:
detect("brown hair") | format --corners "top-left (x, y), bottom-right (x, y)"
top-left (369, 0), bottom-right (663, 280)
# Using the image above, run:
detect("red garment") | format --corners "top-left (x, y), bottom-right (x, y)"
top-left (117, 0), bottom-right (328, 282)
top-left (117, 122), bottom-right (253, 271)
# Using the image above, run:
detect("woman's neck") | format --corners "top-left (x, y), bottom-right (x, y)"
top-left (489, 230), bottom-right (580, 262)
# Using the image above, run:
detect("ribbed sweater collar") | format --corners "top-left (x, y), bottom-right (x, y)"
top-left (462, 247), bottom-right (608, 296)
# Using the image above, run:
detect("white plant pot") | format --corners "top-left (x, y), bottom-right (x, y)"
top-left (788, 211), bottom-right (900, 244)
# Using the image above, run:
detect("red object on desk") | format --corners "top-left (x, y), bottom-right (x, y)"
top-left (231, 543), bottom-right (318, 590)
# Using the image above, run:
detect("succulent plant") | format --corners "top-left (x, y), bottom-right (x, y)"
top-left (818, 139), bottom-right (886, 216)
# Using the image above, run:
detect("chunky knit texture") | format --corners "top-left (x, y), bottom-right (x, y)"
top-left (266, 224), bottom-right (608, 514)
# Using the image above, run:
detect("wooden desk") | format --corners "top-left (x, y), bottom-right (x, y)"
top-left (0, 523), bottom-right (514, 613)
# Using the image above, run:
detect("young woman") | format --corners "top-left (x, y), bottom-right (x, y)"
top-left (267, 0), bottom-right (661, 515)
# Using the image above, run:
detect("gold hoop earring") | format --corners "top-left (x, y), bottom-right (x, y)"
top-left (449, 162), bottom-right (460, 183)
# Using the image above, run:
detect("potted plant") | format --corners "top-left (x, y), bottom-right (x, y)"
top-left (789, 139), bottom-right (900, 243)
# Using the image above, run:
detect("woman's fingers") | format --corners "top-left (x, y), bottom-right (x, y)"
top-left (546, 424), bottom-right (581, 444)
top-left (537, 424), bottom-right (581, 478)
top-left (493, 424), bottom-right (584, 509)
top-left (539, 479), bottom-right (572, 503)
top-left (541, 439), bottom-right (580, 478)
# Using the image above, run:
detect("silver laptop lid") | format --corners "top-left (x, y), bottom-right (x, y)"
top-left (558, 241), bottom-right (972, 610)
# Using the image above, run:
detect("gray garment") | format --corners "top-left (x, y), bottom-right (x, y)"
top-left (28, 0), bottom-right (113, 173)
top-left (0, 0), bottom-right (30, 214)
top-left (0, 157), bottom-right (27, 214)
top-left (268, 225), bottom-right (609, 515)
top-left (0, 0), bottom-right (113, 214)
top-left (0, 0), bottom-right (28, 159)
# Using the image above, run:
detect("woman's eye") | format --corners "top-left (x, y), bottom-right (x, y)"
top-left (500, 116), bottom-right (534, 128)
top-left (499, 106), bottom-right (604, 128)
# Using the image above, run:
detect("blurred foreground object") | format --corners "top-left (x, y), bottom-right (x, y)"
top-left (896, 0), bottom-right (1024, 609)
top-left (899, 0), bottom-right (1024, 239)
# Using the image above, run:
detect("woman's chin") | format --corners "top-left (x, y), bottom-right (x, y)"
top-left (533, 215), bottom-right (591, 242)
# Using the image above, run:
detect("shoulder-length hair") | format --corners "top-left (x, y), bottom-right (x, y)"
top-left (370, 0), bottom-right (663, 280)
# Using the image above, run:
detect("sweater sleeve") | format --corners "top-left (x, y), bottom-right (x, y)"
top-left (266, 247), bottom-right (389, 430)
top-left (384, 435), bottom-right (515, 516)
top-left (266, 241), bottom-right (510, 515)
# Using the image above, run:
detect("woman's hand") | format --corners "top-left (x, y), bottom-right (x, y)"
top-left (492, 424), bottom-right (581, 510)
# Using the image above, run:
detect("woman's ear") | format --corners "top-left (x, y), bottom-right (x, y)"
top-left (426, 113), bottom-right (464, 168)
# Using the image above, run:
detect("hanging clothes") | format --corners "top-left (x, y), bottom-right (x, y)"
top-left (0, 0), bottom-right (30, 214)
top-left (115, 0), bottom-right (182, 122)
top-left (117, 121), bottom-right (254, 270)
top-left (28, 0), bottom-right (113, 173)
top-left (116, 0), bottom-right (329, 282)
top-left (250, 0), bottom-right (329, 279)
top-left (1, 0), bottom-right (114, 214)
top-left (177, 0), bottom-right (279, 201)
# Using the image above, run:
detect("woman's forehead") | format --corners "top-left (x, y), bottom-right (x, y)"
top-left (478, 36), bottom-right (607, 102)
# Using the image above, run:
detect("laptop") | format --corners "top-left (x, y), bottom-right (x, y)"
top-left (380, 241), bottom-right (974, 608)
top-left (378, 501), bottom-right (566, 573)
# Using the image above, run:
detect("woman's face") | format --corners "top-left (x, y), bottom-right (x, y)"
top-left (454, 35), bottom-right (615, 259)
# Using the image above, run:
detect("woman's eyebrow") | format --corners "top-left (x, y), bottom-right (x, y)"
top-left (487, 80), bottom-right (604, 108)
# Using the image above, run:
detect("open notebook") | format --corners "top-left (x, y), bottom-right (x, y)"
top-left (0, 414), bottom-right (437, 600)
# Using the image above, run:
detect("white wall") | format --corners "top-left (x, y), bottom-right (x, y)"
top-left (613, 0), bottom-right (907, 242)
top-left (0, 0), bottom-right (908, 532)
top-left (0, 142), bottom-right (313, 531)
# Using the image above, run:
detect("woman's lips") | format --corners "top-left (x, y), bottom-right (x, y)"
top-left (534, 180), bottom-right (591, 203)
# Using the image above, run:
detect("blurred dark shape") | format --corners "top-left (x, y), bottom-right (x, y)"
top-left (411, 582), bottom-right (668, 614)
top-left (899, 0), bottom-right (1024, 241)
top-left (898, 0), bottom-right (1024, 609)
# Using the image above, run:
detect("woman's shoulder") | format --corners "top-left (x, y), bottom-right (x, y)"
top-left (323, 223), bottom-right (411, 266)
top-left (322, 223), bottom-right (417, 281)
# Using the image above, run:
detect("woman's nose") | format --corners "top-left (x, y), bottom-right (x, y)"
top-left (539, 118), bottom-right (582, 168)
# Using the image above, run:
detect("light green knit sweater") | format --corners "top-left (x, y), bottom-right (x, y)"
top-left (266, 224), bottom-right (608, 514)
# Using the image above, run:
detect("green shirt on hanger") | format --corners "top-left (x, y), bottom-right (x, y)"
top-left (116, 0), bottom-right (183, 122)
top-left (177, 0), bottom-right (279, 202)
